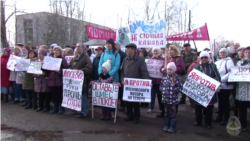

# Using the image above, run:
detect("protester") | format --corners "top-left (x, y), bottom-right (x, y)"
top-left (23, 50), bottom-right (38, 109)
top-left (49, 43), bottom-right (58, 56)
top-left (214, 48), bottom-right (234, 126)
top-left (86, 45), bottom-right (92, 57)
top-left (16, 43), bottom-right (24, 48)
top-left (121, 43), bottom-right (150, 124)
top-left (48, 46), bottom-right (69, 114)
top-left (187, 52), bottom-right (201, 74)
top-left (148, 47), bottom-right (164, 113)
top-left (160, 62), bottom-right (183, 133)
top-left (161, 47), bottom-right (166, 58)
top-left (1, 48), bottom-right (12, 102)
top-left (67, 48), bottom-right (74, 56)
top-left (232, 42), bottom-right (240, 57)
top-left (92, 47), bottom-right (103, 80)
top-left (71, 44), bottom-right (76, 51)
top-left (22, 46), bottom-right (30, 58)
top-left (194, 51), bottom-right (221, 129)
top-left (69, 43), bottom-right (92, 117)
top-left (39, 45), bottom-right (50, 56)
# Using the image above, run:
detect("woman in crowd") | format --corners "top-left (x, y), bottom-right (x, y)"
top-left (48, 46), bottom-right (69, 114)
top-left (139, 49), bottom-right (149, 59)
top-left (214, 48), bottom-right (234, 126)
top-left (34, 49), bottom-right (51, 113)
top-left (1, 48), bottom-right (12, 102)
top-left (148, 48), bottom-right (164, 113)
top-left (23, 50), bottom-right (38, 110)
top-left (194, 51), bottom-right (221, 129)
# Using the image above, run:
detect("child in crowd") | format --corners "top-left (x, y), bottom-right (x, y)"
top-left (160, 62), bottom-right (183, 133)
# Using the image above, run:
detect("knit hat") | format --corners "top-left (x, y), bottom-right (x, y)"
top-left (38, 49), bottom-right (47, 56)
top-left (167, 62), bottom-right (177, 72)
top-left (114, 41), bottom-right (121, 46)
top-left (200, 51), bottom-right (210, 59)
top-left (106, 38), bottom-right (115, 48)
top-left (3, 48), bottom-right (11, 53)
top-left (102, 60), bottom-right (111, 72)
top-left (219, 48), bottom-right (229, 55)
top-left (50, 43), bottom-right (58, 48)
top-left (236, 47), bottom-right (246, 52)
top-left (53, 46), bottom-right (62, 55)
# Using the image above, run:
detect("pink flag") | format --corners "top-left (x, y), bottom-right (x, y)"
top-left (167, 24), bottom-right (210, 41)
top-left (86, 25), bottom-right (116, 40)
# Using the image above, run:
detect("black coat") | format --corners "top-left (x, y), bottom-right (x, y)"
top-left (118, 50), bottom-right (127, 81)
top-left (92, 56), bottom-right (101, 80)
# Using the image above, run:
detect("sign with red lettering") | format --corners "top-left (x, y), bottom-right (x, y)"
top-left (86, 25), bottom-right (116, 40)
top-left (65, 56), bottom-right (74, 65)
top-left (62, 69), bottom-right (84, 111)
top-left (92, 82), bottom-right (119, 108)
top-left (182, 69), bottom-right (221, 107)
top-left (27, 62), bottom-right (42, 74)
top-left (42, 56), bottom-right (62, 71)
top-left (228, 66), bottom-right (250, 82)
top-left (15, 59), bottom-right (31, 71)
top-left (129, 19), bottom-right (166, 48)
top-left (145, 59), bottom-right (164, 78)
top-left (7, 54), bottom-right (21, 71)
top-left (123, 78), bottom-right (152, 102)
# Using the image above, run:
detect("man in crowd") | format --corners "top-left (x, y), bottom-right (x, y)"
top-left (71, 44), bottom-right (76, 51)
top-left (69, 43), bottom-right (93, 117)
top-left (180, 43), bottom-right (197, 105)
top-left (92, 47), bottom-right (103, 81)
top-left (120, 43), bottom-right (150, 124)
top-left (232, 42), bottom-right (240, 58)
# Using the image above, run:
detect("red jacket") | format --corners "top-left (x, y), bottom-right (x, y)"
top-left (150, 56), bottom-right (164, 85)
top-left (1, 55), bottom-right (12, 87)
top-left (187, 60), bottom-right (199, 74)
top-left (160, 56), bottom-right (185, 76)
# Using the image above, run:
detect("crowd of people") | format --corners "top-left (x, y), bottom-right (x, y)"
top-left (1, 40), bottom-right (250, 133)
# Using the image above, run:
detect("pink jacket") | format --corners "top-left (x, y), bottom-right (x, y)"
top-left (160, 56), bottom-right (185, 76)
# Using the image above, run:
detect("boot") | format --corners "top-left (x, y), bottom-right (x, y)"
top-left (100, 110), bottom-right (106, 120)
top-left (21, 101), bottom-right (28, 107)
top-left (3, 95), bottom-right (8, 102)
top-left (168, 120), bottom-right (177, 133)
top-left (58, 104), bottom-right (65, 114)
top-left (42, 108), bottom-right (49, 113)
top-left (163, 118), bottom-right (170, 131)
top-left (50, 102), bottom-right (59, 114)
top-left (105, 111), bottom-right (111, 121)
top-left (10, 93), bottom-right (14, 101)
top-left (25, 104), bottom-right (32, 109)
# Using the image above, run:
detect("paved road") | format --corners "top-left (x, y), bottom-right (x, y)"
top-left (1, 99), bottom-right (249, 141)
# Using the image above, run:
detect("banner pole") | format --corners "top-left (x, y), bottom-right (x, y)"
top-left (114, 88), bottom-right (119, 123)
top-left (92, 104), bottom-right (94, 119)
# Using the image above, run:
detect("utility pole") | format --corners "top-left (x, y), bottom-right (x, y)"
top-left (188, 10), bottom-right (197, 49)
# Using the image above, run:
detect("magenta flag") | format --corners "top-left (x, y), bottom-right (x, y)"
top-left (167, 24), bottom-right (210, 41)
top-left (86, 25), bottom-right (116, 40)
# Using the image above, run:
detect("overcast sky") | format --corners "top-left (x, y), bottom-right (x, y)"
top-left (5, 0), bottom-right (250, 50)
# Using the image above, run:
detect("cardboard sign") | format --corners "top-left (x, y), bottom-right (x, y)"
top-left (61, 69), bottom-right (84, 111)
top-left (42, 56), bottom-right (62, 71)
top-left (145, 59), bottom-right (164, 78)
top-left (228, 66), bottom-right (250, 82)
top-left (65, 56), bottom-right (74, 65)
top-left (129, 19), bottom-right (166, 48)
top-left (27, 62), bottom-right (43, 74)
top-left (86, 25), bottom-right (116, 40)
top-left (182, 69), bottom-right (221, 107)
top-left (92, 82), bottom-right (119, 108)
top-left (122, 78), bottom-right (152, 103)
top-left (15, 59), bottom-right (31, 71)
top-left (7, 54), bottom-right (21, 71)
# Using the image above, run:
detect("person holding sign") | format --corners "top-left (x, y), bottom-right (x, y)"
top-left (193, 51), bottom-right (221, 129)
top-left (48, 46), bottom-right (69, 114)
top-left (121, 43), bottom-right (150, 124)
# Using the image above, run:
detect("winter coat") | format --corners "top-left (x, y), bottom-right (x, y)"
top-left (9, 71), bottom-right (17, 82)
top-left (92, 56), bottom-right (101, 80)
top-left (70, 53), bottom-right (92, 94)
top-left (159, 73), bottom-right (183, 104)
top-left (98, 49), bottom-right (121, 82)
top-left (48, 56), bottom-right (69, 87)
top-left (118, 50), bottom-right (127, 80)
top-left (181, 51), bottom-right (197, 74)
top-left (1, 54), bottom-right (12, 87)
top-left (236, 59), bottom-right (250, 101)
top-left (194, 62), bottom-right (221, 105)
top-left (187, 60), bottom-right (199, 74)
top-left (96, 73), bottom-right (116, 84)
top-left (160, 56), bottom-right (185, 76)
top-left (22, 58), bottom-right (37, 90)
top-left (121, 54), bottom-right (150, 81)
top-left (215, 57), bottom-right (234, 90)
top-left (150, 56), bottom-right (164, 85)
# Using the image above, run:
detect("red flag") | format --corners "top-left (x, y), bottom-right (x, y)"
top-left (85, 25), bottom-right (116, 40)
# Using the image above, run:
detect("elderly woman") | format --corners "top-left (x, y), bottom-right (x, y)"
top-left (214, 48), bottom-right (234, 126)
top-left (48, 46), bottom-right (69, 114)
top-left (1, 48), bottom-right (12, 102)
top-left (147, 48), bottom-right (164, 113)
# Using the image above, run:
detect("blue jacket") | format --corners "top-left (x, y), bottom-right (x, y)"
top-left (98, 49), bottom-right (121, 82)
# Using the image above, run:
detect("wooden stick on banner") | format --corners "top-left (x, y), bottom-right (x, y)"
top-left (92, 104), bottom-right (94, 119)
top-left (164, 46), bottom-right (168, 68)
top-left (114, 88), bottom-right (119, 123)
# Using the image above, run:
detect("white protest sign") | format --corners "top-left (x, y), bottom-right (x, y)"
top-left (15, 59), bottom-right (31, 71)
top-left (123, 78), bottom-right (152, 103)
top-left (42, 56), bottom-right (62, 71)
top-left (65, 56), bottom-right (74, 65)
top-left (129, 19), bottom-right (166, 48)
top-left (92, 82), bottom-right (119, 108)
top-left (7, 54), bottom-right (21, 71)
top-left (27, 62), bottom-right (42, 74)
top-left (145, 59), bottom-right (164, 78)
top-left (228, 66), bottom-right (250, 82)
top-left (182, 69), bottom-right (221, 107)
top-left (62, 69), bottom-right (84, 111)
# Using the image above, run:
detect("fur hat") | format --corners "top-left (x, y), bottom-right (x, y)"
top-left (50, 43), bottom-right (58, 48)
top-left (167, 62), bottom-right (177, 72)
top-left (38, 49), bottom-right (47, 56)
top-left (200, 51), bottom-right (210, 59)
top-left (102, 60), bottom-right (111, 72)
top-left (219, 48), bottom-right (229, 55)
top-left (53, 46), bottom-right (62, 55)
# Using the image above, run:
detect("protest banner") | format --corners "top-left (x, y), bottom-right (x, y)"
top-left (42, 56), bottom-right (62, 71)
top-left (61, 69), bottom-right (84, 111)
top-left (167, 24), bottom-right (210, 41)
top-left (27, 62), bottom-right (43, 74)
top-left (182, 69), bottom-right (221, 107)
top-left (15, 59), bottom-right (31, 71)
top-left (228, 66), bottom-right (250, 82)
top-left (86, 25), bottom-right (116, 40)
top-left (123, 78), bottom-right (152, 102)
top-left (7, 54), bottom-right (21, 71)
top-left (116, 27), bottom-right (130, 47)
top-left (129, 19), bottom-right (166, 48)
top-left (145, 59), bottom-right (164, 78)
top-left (65, 56), bottom-right (74, 65)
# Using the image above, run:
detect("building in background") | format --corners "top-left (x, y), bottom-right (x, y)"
top-left (16, 12), bottom-right (115, 47)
